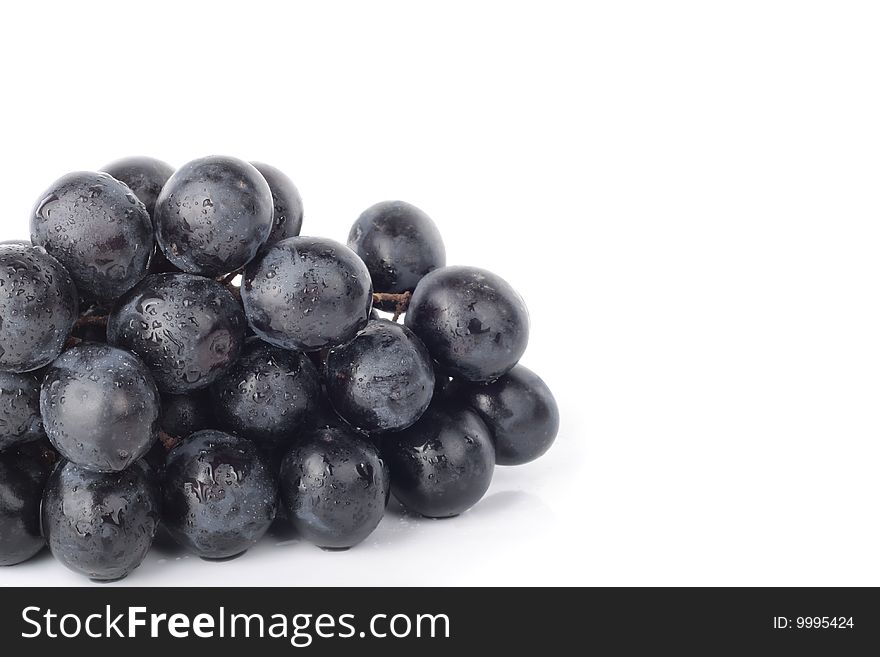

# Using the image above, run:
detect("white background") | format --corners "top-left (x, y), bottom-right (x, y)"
top-left (1, 1), bottom-right (878, 586)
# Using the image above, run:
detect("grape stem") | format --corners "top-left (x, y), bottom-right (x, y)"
top-left (74, 315), bottom-right (109, 330)
top-left (65, 315), bottom-right (109, 350)
top-left (159, 430), bottom-right (181, 452)
top-left (373, 291), bottom-right (412, 322)
top-left (64, 335), bottom-right (83, 350)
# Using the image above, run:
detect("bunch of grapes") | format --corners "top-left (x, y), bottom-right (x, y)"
top-left (0, 155), bottom-right (559, 581)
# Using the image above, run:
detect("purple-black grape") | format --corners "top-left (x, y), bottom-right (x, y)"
top-left (325, 319), bottom-right (434, 433)
top-left (242, 236), bottom-right (373, 351)
top-left (101, 156), bottom-right (174, 219)
top-left (154, 156), bottom-right (273, 277)
top-left (405, 266), bottom-right (529, 382)
top-left (1, 152), bottom-right (559, 578)
top-left (451, 364), bottom-right (559, 465)
top-left (348, 200), bottom-right (445, 308)
top-left (0, 445), bottom-right (51, 566)
top-left (386, 401), bottom-right (494, 518)
top-left (40, 343), bottom-right (160, 472)
top-left (162, 430), bottom-right (277, 559)
top-left (30, 172), bottom-right (153, 301)
top-left (0, 370), bottom-right (44, 451)
top-left (251, 162), bottom-right (303, 253)
top-left (0, 243), bottom-right (78, 372)
top-left (280, 425), bottom-right (388, 549)
top-left (211, 337), bottom-right (320, 451)
top-left (107, 273), bottom-right (246, 394)
top-left (41, 459), bottom-right (159, 581)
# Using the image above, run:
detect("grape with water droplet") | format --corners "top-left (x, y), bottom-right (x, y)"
top-left (30, 171), bottom-right (153, 302)
top-left (0, 370), bottom-right (45, 451)
top-left (450, 364), bottom-right (559, 466)
top-left (325, 319), bottom-right (434, 433)
top-left (251, 161), bottom-right (304, 254)
top-left (210, 337), bottom-right (320, 451)
top-left (40, 342), bottom-right (160, 472)
top-left (154, 156), bottom-right (273, 277)
top-left (41, 459), bottom-right (159, 581)
top-left (0, 444), bottom-right (52, 566)
top-left (385, 401), bottom-right (495, 518)
top-left (280, 425), bottom-right (389, 549)
top-left (242, 236), bottom-right (373, 352)
top-left (101, 156), bottom-right (175, 219)
top-left (405, 265), bottom-right (530, 382)
top-left (0, 242), bottom-right (78, 372)
top-left (0, 154), bottom-right (559, 581)
top-left (162, 430), bottom-right (277, 559)
top-left (108, 273), bottom-right (246, 394)
top-left (348, 200), bottom-right (445, 309)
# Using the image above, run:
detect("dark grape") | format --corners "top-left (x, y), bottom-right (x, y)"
top-left (325, 319), bottom-right (434, 433)
top-left (160, 391), bottom-right (213, 439)
top-left (348, 200), bottom-right (445, 308)
top-left (386, 401), bottom-right (494, 518)
top-left (211, 337), bottom-right (320, 451)
top-left (40, 343), bottom-right (160, 472)
top-left (162, 430), bottom-right (277, 559)
top-left (405, 266), bottom-right (529, 382)
top-left (242, 236), bottom-right (372, 351)
top-left (154, 156), bottom-right (273, 276)
top-left (30, 171), bottom-right (153, 301)
top-left (451, 364), bottom-right (559, 465)
top-left (0, 243), bottom-right (78, 372)
top-left (101, 156), bottom-right (174, 218)
top-left (0, 446), bottom-right (51, 566)
top-left (280, 425), bottom-right (388, 549)
top-left (107, 273), bottom-right (246, 394)
top-left (251, 162), bottom-right (303, 253)
top-left (41, 459), bottom-right (159, 581)
top-left (0, 370), bottom-right (44, 451)
top-left (1, 153), bottom-right (559, 579)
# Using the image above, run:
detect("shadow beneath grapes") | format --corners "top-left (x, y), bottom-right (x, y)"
top-left (382, 489), bottom-right (545, 520)
top-left (148, 525), bottom-right (187, 557)
top-left (382, 496), bottom-right (416, 520)
top-left (266, 515), bottom-right (304, 548)
top-left (143, 488), bottom-right (553, 568)
top-left (466, 489), bottom-right (541, 516)
top-left (19, 546), bottom-right (54, 566)
top-left (366, 489), bottom-right (548, 550)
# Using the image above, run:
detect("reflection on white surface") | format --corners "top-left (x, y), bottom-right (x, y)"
top-left (0, 422), bottom-right (583, 587)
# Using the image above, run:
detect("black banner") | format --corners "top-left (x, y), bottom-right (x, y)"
top-left (0, 587), bottom-right (875, 654)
